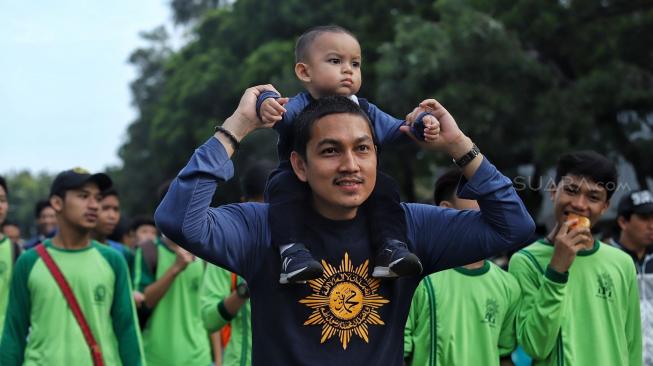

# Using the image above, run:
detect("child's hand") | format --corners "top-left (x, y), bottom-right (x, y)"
top-left (260, 97), bottom-right (289, 125)
top-left (421, 114), bottom-right (440, 143)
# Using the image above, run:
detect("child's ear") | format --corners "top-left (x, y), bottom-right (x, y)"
top-left (295, 62), bottom-right (311, 83)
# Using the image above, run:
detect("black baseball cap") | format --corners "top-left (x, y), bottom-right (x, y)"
top-left (50, 167), bottom-right (112, 198)
top-left (617, 190), bottom-right (653, 217)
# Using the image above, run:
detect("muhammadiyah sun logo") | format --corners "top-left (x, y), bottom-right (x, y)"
top-left (299, 253), bottom-right (389, 349)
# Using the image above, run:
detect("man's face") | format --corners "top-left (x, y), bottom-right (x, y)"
top-left (291, 113), bottom-right (377, 220)
top-left (52, 182), bottom-right (101, 231)
top-left (0, 185), bottom-right (8, 226)
top-left (301, 32), bottom-right (362, 97)
top-left (550, 174), bottom-right (610, 230)
top-left (96, 195), bottom-right (120, 237)
top-left (619, 213), bottom-right (653, 249)
top-left (3, 224), bottom-right (20, 243)
top-left (37, 206), bottom-right (57, 235)
top-left (135, 225), bottom-right (158, 244)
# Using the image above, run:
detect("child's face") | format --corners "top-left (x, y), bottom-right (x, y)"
top-left (299, 32), bottom-right (362, 97)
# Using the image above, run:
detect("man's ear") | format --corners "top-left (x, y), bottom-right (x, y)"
top-left (50, 195), bottom-right (63, 213)
top-left (599, 199), bottom-right (610, 217)
top-left (438, 200), bottom-right (454, 208)
top-left (617, 215), bottom-right (628, 231)
top-left (290, 151), bottom-right (308, 183)
top-left (295, 62), bottom-right (311, 83)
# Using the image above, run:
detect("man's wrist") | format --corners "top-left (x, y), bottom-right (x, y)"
top-left (219, 115), bottom-right (250, 142)
top-left (445, 135), bottom-right (474, 160)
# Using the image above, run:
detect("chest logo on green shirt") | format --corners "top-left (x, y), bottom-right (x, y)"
top-left (94, 284), bottom-right (107, 304)
top-left (596, 272), bottom-right (615, 301)
top-left (481, 298), bottom-right (499, 327)
top-left (299, 252), bottom-right (389, 350)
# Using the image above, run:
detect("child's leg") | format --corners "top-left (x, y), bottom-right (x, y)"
top-left (266, 167), bottom-right (323, 284)
top-left (366, 171), bottom-right (422, 278)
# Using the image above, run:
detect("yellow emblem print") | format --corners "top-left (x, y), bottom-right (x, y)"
top-left (299, 253), bottom-right (389, 349)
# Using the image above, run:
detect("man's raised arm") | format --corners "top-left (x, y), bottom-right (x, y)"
top-left (154, 85), bottom-right (279, 277)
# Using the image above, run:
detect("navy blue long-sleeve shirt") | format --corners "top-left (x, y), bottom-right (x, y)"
top-left (155, 137), bottom-right (534, 365)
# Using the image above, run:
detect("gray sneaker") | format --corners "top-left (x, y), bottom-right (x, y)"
top-left (279, 243), bottom-right (324, 284)
top-left (373, 239), bottom-right (423, 278)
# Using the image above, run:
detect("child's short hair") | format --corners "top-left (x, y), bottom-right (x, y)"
top-left (295, 25), bottom-right (358, 63)
top-left (554, 150), bottom-right (618, 200)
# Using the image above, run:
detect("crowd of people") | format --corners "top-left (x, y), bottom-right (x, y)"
top-left (1, 25), bottom-right (652, 366)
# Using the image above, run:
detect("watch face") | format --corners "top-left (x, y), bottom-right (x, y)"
top-left (237, 282), bottom-right (250, 298)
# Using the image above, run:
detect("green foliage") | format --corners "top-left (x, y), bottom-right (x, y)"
top-left (3, 171), bottom-right (54, 236)
top-left (115, 0), bottom-right (653, 218)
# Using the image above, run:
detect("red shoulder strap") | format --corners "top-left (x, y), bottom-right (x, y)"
top-left (231, 272), bottom-right (238, 290)
top-left (36, 244), bottom-right (104, 366)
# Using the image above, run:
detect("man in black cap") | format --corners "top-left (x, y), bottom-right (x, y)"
top-left (610, 189), bottom-right (653, 365)
top-left (0, 168), bottom-right (144, 365)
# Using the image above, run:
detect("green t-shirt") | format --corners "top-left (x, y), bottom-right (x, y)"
top-left (509, 239), bottom-right (642, 366)
top-left (201, 264), bottom-right (251, 366)
top-left (0, 235), bottom-right (14, 339)
top-left (404, 261), bottom-right (521, 366)
top-left (134, 238), bottom-right (211, 366)
top-left (0, 239), bottom-right (144, 366)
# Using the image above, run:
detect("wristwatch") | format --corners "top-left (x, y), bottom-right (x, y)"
top-left (452, 144), bottom-right (480, 168)
top-left (236, 281), bottom-right (250, 299)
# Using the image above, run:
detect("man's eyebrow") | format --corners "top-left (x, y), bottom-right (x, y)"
top-left (316, 138), bottom-right (342, 148)
top-left (354, 136), bottom-right (373, 144)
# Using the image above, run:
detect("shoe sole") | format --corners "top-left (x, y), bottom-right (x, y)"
top-left (279, 265), bottom-right (324, 284)
top-left (373, 254), bottom-right (423, 278)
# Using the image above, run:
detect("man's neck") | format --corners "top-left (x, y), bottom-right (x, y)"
top-left (91, 231), bottom-right (108, 244)
top-left (52, 225), bottom-right (91, 249)
top-left (618, 235), bottom-right (646, 260)
top-left (462, 260), bottom-right (485, 270)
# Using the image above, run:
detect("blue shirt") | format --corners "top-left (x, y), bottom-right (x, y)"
top-left (274, 92), bottom-right (409, 161)
top-left (154, 137), bottom-right (535, 366)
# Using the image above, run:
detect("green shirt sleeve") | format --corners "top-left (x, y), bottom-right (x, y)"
top-left (509, 252), bottom-right (567, 360)
top-left (497, 274), bottom-right (521, 356)
top-left (98, 246), bottom-right (145, 366)
top-left (624, 263), bottom-right (643, 366)
top-left (0, 250), bottom-right (39, 366)
top-left (200, 264), bottom-right (234, 332)
top-left (133, 247), bottom-right (155, 293)
top-left (404, 279), bottom-right (428, 362)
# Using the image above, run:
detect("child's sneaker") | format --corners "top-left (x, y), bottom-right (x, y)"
top-left (373, 239), bottom-right (423, 278)
top-left (279, 243), bottom-right (324, 284)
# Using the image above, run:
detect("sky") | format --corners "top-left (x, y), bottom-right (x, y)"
top-left (0, 1), bottom-right (178, 174)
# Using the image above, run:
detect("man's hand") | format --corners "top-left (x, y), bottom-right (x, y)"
top-left (219, 85), bottom-right (287, 142)
top-left (548, 219), bottom-right (593, 273)
top-left (260, 97), bottom-right (289, 125)
top-left (172, 246), bottom-right (195, 273)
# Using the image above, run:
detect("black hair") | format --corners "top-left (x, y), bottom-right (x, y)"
top-left (433, 169), bottom-right (463, 205)
top-left (129, 215), bottom-right (156, 232)
top-left (34, 200), bottom-right (52, 218)
top-left (295, 25), bottom-right (358, 63)
top-left (108, 216), bottom-right (129, 243)
top-left (1, 220), bottom-right (18, 229)
top-left (554, 150), bottom-right (618, 200)
top-left (293, 96), bottom-right (375, 160)
top-left (0, 176), bottom-right (7, 198)
top-left (241, 161), bottom-right (275, 200)
top-left (101, 187), bottom-right (119, 199)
